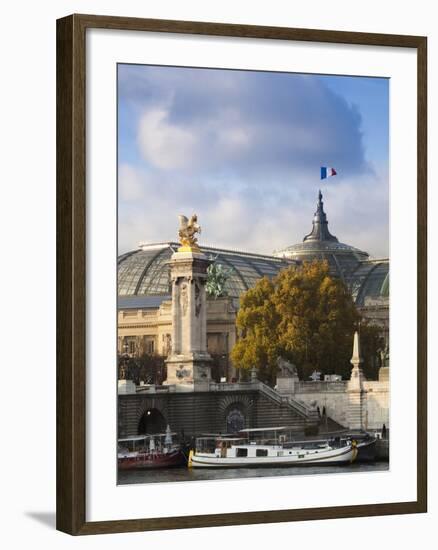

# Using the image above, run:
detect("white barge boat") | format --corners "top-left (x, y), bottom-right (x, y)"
top-left (189, 427), bottom-right (358, 468)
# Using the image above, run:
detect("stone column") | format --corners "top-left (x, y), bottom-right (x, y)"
top-left (164, 250), bottom-right (212, 391)
top-left (346, 331), bottom-right (366, 430)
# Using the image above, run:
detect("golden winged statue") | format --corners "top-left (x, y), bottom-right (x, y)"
top-left (178, 213), bottom-right (201, 252)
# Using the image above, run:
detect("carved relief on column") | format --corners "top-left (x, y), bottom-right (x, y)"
top-left (171, 276), bottom-right (180, 355)
top-left (180, 280), bottom-right (188, 317)
top-left (180, 277), bottom-right (189, 354)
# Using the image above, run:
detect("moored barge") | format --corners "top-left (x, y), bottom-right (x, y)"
top-left (189, 427), bottom-right (357, 468)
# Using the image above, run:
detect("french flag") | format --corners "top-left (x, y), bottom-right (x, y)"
top-left (320, 167), bottom-right (337, 179)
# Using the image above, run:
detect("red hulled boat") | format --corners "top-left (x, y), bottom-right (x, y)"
top-left (118, 427), bottom-right (186, 470)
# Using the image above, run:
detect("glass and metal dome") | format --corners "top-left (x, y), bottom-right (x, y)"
top-left (118, 243), bottom-right (297, 298)
top-left (273, 190), bottom-right (369, 281)
top-left (272, 190), bottom-right (389, 305)
top-left (118, 192), bottom-right (389, 309)
top-left (349, 260), bottom-right (389, 306)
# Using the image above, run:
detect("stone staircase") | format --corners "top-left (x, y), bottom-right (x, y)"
top-left (256, 381), bottom-right (319, 426)
top-left (210, 380), bottom-right (318, 421)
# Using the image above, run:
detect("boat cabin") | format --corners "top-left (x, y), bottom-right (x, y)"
top-left (195, 437), bottom-right (246, 457)
top-left (118, 435), bottom-right (148, 455)
top-left (194, 433), bottom-right (333, 460)
top-left (118, 430), bottom-right (179, 456)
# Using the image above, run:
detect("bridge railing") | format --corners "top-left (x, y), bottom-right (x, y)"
top-left (136, 384), bottom-right (170, 394)
top-left (209, 381), bottom-right (256, 392)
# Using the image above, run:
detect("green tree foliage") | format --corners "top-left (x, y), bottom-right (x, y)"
top-left (231, 261), bottom-right (381, 382)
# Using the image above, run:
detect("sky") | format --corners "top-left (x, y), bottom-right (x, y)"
top-left (118, 64), bottom-right (389, 258)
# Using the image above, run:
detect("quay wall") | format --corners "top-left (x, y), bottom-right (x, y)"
top-left (294, 381), bottom-right (349, 427)
top-left (362, 379), bottom-right (390, 430)
top-left (118, 366), bottom-right (389, 439)
top-left (118, 388), bottom-right (311, 439)
top-left (282, 375), bottom-right (389, 431)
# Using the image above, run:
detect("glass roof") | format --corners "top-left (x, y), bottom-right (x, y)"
top-left (274, 243), bottom-right (369, 282)
top-left (118, 192), bottom-right (389, 307)
top-left (118, 244), bottom-right (388, 306)
top-left (348, 260), bottom-right (390, 306)
top-left (118, 243), bottom-right (297, 298)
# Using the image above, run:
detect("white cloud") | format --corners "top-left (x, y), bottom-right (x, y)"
top-left (137, 108), bottom-right (198, 170)
top-left (118, 67), bottom-right (388, 257)
top-left (118, 162), bottom-right (389, 259)
top-left (118, 164), bottom-right (147, 202)
top-left (217, 126), bottom-right (252, 152)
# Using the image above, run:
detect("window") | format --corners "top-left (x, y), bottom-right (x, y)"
top-left (236, 448), bottom-right (248, 457)
top-left (122, 337), bottom-right (137, 355)
top-left (146, 339), bottom-right (155, 354)
top-left (256, 449), bottom-right (268, 457)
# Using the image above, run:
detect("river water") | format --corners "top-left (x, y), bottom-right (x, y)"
top-left (118, 461), bottom-right (389, 485)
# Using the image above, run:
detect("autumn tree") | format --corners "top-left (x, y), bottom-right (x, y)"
top-left (230, 276), bottom-right (281, 384)
top-left (231, 260), bottom-right (379, 383)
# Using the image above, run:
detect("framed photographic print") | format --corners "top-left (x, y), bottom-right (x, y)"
top-left (56, 14), bottom-right (427, 535)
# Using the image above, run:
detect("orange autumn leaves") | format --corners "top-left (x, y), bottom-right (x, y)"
top-left (231, 261), bottom-right (377, 383)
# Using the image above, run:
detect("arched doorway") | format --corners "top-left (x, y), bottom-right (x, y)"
top-left (138, 407), bottom-right (167, 434)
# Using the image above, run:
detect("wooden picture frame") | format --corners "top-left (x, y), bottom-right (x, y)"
top-left (56, 13), bottom-right (427, 535)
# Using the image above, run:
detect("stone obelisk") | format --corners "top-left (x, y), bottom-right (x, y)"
top-left (164, 214), bottom-right (212, 391)
top-left (346, 331), bottom-right (366, 430)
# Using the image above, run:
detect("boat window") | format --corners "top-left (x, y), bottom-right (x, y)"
top-left (256, 449), bottom-right (268, 457)
top-left (196, 438), bottom-right (216, 453)
top-left (236, 448), bottom-right (248, 457)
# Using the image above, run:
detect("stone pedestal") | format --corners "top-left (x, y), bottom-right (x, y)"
top-left (118, 379), bottom-right (136, 395)
top-left (378, 366), bottom-right (389, 382)
top-left (275, 357), bottom-right (299, 395)
top-left (276, 375), bottom-right (299, 395)
top-left (164, 250), bottom-right (212, 390)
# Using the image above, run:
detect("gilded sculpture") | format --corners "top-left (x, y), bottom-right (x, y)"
top-left (178, 214), bottom-right (201, 252)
